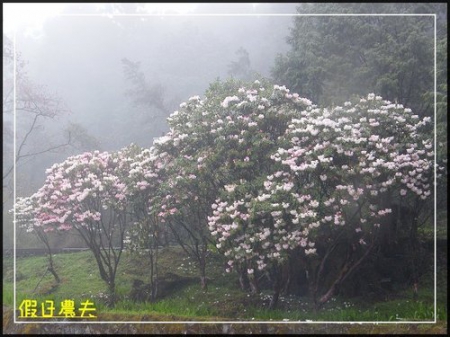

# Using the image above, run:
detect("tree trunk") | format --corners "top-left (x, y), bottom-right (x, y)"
top-left (312, 241), bottom-right (340, 308)
top-left (149, 250), bottom-right (157, 301)
top-left (48, 265), bottom-right (60, 284)
top-left (269, 290), bottom-right (280, 310)
top-left (238, 268), bottom-right (250, 292)
top-left (318, 283), bottom-right (339, 306)
top-left (269, 288), bottom-right (280, 310)
top-left (268, 265), bottom-right (283, 310)
top-left (200, 259), bottom-right (208, 291)
top-left (36, 230), bottom-right (60, 284)
top-left (107, 281), bottom-right (116, 307)
top-left (46, 250), bottom-right (60, 284)
top-left (409, 213), bottom-right (419, 300)
top-left (317, 241), bottom-right (376, 308)
top-left (249, 275), bottom-right (259, 294)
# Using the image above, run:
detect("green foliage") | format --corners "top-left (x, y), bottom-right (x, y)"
top-left (272, 3), bottom-right (446, 118)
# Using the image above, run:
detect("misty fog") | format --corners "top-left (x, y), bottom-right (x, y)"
top-left (5, 3), bottom-right (298, 197)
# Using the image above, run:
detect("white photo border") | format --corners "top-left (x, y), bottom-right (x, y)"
top-left (12, 11), bottom-right (438, 325)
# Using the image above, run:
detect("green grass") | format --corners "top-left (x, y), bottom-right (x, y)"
top-left (3, 246), bottom-right (447, 323)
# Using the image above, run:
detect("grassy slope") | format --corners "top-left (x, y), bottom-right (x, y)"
top-left (3, 246), bottom-right (447, 334)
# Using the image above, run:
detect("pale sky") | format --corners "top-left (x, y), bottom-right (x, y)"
top-left (3, 3), bottom-right (66, 36)
top-left (3, 3), bottom-right (200, 37)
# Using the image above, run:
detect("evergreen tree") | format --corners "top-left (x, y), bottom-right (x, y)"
top-left (272, 3), bottom-right (446, 118)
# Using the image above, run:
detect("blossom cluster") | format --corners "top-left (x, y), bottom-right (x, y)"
top-left (207, 92), bottom-right (434, 275)
top-left (15, 150), bottom-right (131, 233)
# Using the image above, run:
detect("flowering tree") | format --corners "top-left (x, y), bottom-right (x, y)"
top-left (208, 90), bottom-right (434, 308)
top-left (123, 144), bottom-right (169, 300)
top-left (150, 93), bottom-right (221, 290)
top-left (15, 149), bottom-right (133, 306)
top-left (151, 79), bottom-right (313, 293)
top-left (13, 193), bottom-right (61, 284)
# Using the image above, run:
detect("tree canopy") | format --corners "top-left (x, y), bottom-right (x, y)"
top-left (272, 3), bottom-right (446, 118)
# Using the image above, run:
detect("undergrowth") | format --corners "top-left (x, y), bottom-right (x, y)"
top-left (3, 246), bottom-right (446, 322)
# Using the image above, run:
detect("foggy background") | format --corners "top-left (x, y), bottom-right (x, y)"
top-left (4, 3), bottom-right (297, 197)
